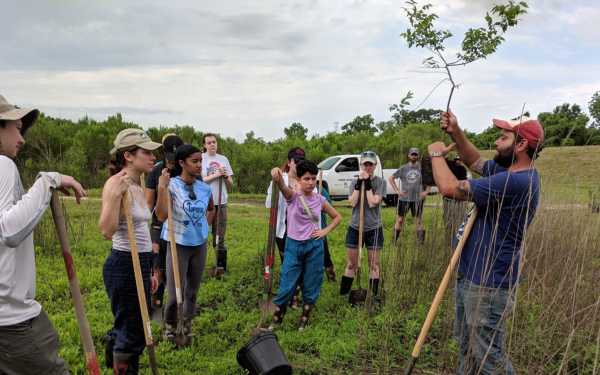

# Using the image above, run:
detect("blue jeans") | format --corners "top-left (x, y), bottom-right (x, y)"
top-left (273, 238), bottom-right (324, 306)
top-left (103, 249), bottom-right (152, 355)
top-left (454, 274), bottom-right (516, 375)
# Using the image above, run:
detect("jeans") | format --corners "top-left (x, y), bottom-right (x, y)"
top-left (103, 249), bottom-right (152, 355)
top-left (454, 274), bottom-right (516, 375)
top-left (273, 238), bottom-right (324, 306)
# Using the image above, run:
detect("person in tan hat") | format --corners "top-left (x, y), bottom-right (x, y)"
top-left (0, 94), bottom-right (86, 375)
top-left (98, 128), bottom-right (162, 373)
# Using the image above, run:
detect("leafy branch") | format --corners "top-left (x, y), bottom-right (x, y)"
top-left (400, 0), bottom-right (528, 110)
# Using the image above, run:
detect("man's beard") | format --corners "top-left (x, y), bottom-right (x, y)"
top-left (493, 144), bottom-right (516, 168)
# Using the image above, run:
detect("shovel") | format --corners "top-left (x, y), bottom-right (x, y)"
top-left (349, 183), bottom-right (368, 305)
top-left (252, 181), bottom-right (280, 335)
top-left (49, 191), bottom-right (101, 375)
top-left (121, 193), bottom-right (160, 374)
top-left (165, 191), bottom-right (190, 347)
top-left (207, 176), bottom-right (225, 279)
top-left (404, 206), bottom-right (478, 375)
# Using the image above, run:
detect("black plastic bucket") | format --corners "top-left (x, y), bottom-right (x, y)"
top-left (236, 332), bottom-right (292, 375)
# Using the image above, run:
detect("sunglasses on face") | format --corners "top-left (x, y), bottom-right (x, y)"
top-left (184, 183), bottom-right (196, 200)
top-left (361, 151), bottom-right (376, 157)
top-left (293, 158), bottom-right (305, 164)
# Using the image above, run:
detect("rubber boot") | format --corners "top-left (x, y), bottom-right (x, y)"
top-left (369, 278), bottom-right (381, 307)
top-left (217, 249), bottom-right (228, 273)
top-left (113, 353), bottom-right (139, 375)
top-left (325, 266), bottom-right (338, 283)
top-left (339, 276), bottom-right (354, 296)
top-left (150, 281), bottom-right (165, 309)
top-left (298, 303), bottom-right (315, 331)
top-left (417, 230), bottom-right (426, 246)
top-left (268, 304), bottom-right (288, 331)
top-left (105, 334), bottom-right (116, 369)
top-left (289, 284), bottom-right (301, 309)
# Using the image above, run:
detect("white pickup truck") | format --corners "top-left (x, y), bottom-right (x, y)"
top-left (317, 154), bottom-right (399, 206)
top-left (317, 154), bottom-right (438, 206)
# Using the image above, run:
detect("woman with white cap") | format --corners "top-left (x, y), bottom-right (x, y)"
top-left (99, 128), bottom-right (162, 374)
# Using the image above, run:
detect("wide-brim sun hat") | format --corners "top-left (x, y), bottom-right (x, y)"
top-left (0, 95), bottom-right (40, 136)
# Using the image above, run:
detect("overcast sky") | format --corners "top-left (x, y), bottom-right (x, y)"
top-left (2, 0), bottom-right (599, 141)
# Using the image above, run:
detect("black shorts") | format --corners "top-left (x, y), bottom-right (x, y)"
top-left (397, 200), bottom-right (424, 218)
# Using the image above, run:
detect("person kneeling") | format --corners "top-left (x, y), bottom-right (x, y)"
top-left (268, 160), bottom-right (341, 331)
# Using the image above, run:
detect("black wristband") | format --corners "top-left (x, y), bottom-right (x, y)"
top-left (354, 179), bottom-right (363, 190)
top-left (364, 178), bottom-right (372, 191)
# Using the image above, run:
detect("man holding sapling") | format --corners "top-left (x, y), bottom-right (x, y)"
top-left (389, 147), bottom-right (430, 246)
top-left (430, 109), bottom-right (543, 374)
top-left (0, 95), bottom-right (86, 374)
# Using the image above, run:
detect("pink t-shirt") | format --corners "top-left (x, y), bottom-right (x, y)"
top-left (285, 191), bottom-right (325, 241)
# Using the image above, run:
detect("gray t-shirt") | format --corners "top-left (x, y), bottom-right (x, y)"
top-left (348, 176), bottom-right (387, 231)
top-left (392, 163), bottom-right (423, 202)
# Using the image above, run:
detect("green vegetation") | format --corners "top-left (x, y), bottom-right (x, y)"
top-left (35, 172), bottom-right (599, 373)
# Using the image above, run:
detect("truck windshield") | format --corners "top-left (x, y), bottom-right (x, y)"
top-left (318, 157), bottom-right (341, 170)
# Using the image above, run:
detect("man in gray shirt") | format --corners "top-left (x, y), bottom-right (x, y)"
top-left (388, 147), bottom-right (430, 246)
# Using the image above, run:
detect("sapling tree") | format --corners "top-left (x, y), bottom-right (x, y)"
top-left (401, 0), bottom-right (529, 111)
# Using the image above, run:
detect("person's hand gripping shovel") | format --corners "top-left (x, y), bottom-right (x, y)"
top-left (207, 176), bottom-right (225, 279)
top-left (121, 193), bottom-right (160, 374)
top-left (49, 191), bottom-right (101, 375)
top-left (252, 180), bottom-right (280, 335)
top-left (349, 181), bottom-right (368, 305)
top-left (404, 207), bottom-right (478, 375)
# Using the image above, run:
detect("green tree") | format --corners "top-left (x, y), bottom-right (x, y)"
top-left (283, 123), bottom-right (308, 140)
top-left (341, 114), bottom-right (377, 135)
top-left (538, 103), bottom-right (590, 146)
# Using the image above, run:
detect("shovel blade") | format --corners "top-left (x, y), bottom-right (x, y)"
top-left (257, 294), bottom-right (278, 313)
top-left (166, 333), bottom-right (190, 347)
top-left (149, 306), bottom-right (163, 324)
top-left (348, 288), bottom-right (368, 305)
top-left (206, 266), bottom-right (226, 280)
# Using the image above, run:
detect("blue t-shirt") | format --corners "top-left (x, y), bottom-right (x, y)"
top-left (161, 176), bottom-right (212, 246)
top-left (455, 160), bottom-right (539, 288)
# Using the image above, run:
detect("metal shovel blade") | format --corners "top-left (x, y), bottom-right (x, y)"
top-left (149, 306), bottom-right (163, 324)
top-left (348, 267), bottom-right (367, 305)
top-left (166, 332), bottom-right (190, 347)
top-left (207, 265), bottom-right (225, 280)
top-left (257, 293), bottom-right (278, 313)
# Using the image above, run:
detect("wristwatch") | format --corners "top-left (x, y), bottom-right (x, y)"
top-left (432, 151), bottom-right (443, 158)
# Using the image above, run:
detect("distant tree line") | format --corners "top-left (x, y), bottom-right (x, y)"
top-left (15, 92), bottom-right (600, 193)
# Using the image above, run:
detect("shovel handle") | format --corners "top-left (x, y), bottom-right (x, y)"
top-left (406, 206), bottom-right (479, 374)
top-left (166, 192), bottom-right (182, 304)
top-left (357, 183), bottom-right (365, 268)
top-left (215, 176), bottom-right (223, 248)
top-left (264, 181), bottom-right (279, 295)
top-left (50, 191), bottom-right (101, 375)
top-left (121, 193), bottom-right (159, 375)
top-left (319, 170), bottom-right (323, 195)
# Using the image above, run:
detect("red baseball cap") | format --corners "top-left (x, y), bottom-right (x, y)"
top-left (493, 116), bottom-right (544, 149)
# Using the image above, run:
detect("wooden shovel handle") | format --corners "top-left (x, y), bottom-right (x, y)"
top-left (215, 176), bottom-right (223, 246)
top-left (357, 183), bottom-right (365, 268)
top-left (406, 206), bottom-right (479, 374)
top-left (121, 193), bottom-right (159, 375)
top-left (264, 181), bottom-right (279, 295)
top-left (50, 191), bottom-right (100, 375)
top-left (166, 192), bottom-right (182, 304)
top-left (319, 170), bottom-right (323, 195)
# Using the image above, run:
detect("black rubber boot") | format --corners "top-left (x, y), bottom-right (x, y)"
top-left (339, 276), bottom-right (354, 296)
top-left (113, 353), bottom-right (139, 375)
top-left (298, 303), bottom-right (315, 331)
top-left (268, 304), bottom-right (288, 330)
top-left (417, 230), bottom-right (426, 246)
top-left (217, 249), bottom-right (228, 272)
top-left (150, 282), bottom-right (165, 309)
top-left (105, 334), bottom-right (116, 369)
top-left (369, 278), bottom-right (381, 307)
top-left (325, 266), bottom-right (338, 283)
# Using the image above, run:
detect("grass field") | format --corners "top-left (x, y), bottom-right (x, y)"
top-left (31, 146), bottom-right (600, 374)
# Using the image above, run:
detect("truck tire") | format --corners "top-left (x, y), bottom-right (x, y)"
top-left (385, 195), bottom-right (399, 207)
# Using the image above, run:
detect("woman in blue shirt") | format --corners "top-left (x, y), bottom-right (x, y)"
top-left (155, 145), bottom-right (215, 339)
